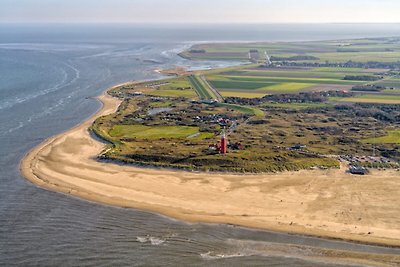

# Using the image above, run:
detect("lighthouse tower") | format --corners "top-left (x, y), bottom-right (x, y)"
top-left (220, 128), bottom-right (227, 155)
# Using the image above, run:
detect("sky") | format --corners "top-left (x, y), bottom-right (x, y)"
top-left (1, 0), bottom-right (400, 24)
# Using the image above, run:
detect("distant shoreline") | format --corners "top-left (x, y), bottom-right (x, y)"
top-left (19, 76), bottom-right (400, 256)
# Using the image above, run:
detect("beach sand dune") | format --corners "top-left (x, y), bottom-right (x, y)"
top-left (21, 93), bottom-right (400, 248)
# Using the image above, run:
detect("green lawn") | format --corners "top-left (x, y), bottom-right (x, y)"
top-left (109, 125), bottom-right (213, 139)
top-left (363, 130), bottom-right (400, 144)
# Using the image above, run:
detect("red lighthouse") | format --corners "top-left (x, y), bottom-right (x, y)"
top-left (220, 129), bottom-right (227, 154)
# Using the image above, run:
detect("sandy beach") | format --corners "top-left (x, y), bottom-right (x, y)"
top-left (20, 90), bottom-right (400, 249)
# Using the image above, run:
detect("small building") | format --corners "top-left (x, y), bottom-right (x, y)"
top-left (228, 142), bottom-right (243, 150)
top-left (348, 165), bottom-right (368, 175)
top-left (248, 49), bottom-right (260, 62)
top-left (290, 144), bottom-right (306, 150)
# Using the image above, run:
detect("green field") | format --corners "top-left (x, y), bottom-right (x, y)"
top-left (204, 67), bottom-right (373, 98)
top-left (147, 89), bottom-right (197, 98)
top-left (312, 51), bottom-right (400, 63)
top-left (363, 130), bottom-right (400, 144)
top-left (216, 103), bottom-right (264, 117)
top-left (181, 38), bottom-right (400, 63)
top-left (149, 101), bottom-right (173, 108)
top-left (221, 75), bottom-right (364, 85)
top-left (262, 102), bottom-right (331, 109)
top-left (226, 67), bottom-right (385, 79)
top-left (260, 83), bottom-right (314, 92)
top-left (334, 94), bottom-right (400, 104)
top-left (145, 77), bottom-right (198, 98)
top-left (219, 91), bottom-right (268, 98)
top-left (376, 78), bottom-right (400, 90)
top-left (208, 80), bottom-right (278, 90)
top-left (188, 75), bottom-right (217, 100)
top-left (109, 125), bottom-right (213, 139)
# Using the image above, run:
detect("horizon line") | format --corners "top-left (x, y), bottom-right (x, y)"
top-left (2, 21), bottom-right (400, 25)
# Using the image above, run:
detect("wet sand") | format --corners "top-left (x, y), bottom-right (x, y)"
top-left (21, 90), bottom-right (400, 250)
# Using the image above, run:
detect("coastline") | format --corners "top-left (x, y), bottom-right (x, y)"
top-left (20, 86), bottom-right (400, 249)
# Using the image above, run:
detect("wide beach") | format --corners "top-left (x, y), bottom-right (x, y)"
top-left (21, 87), bottom-right (400, 250)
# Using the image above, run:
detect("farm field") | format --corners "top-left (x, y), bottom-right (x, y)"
top-left (333, 94), bottom-right (400, 104)
top-left (205, 66), bottom-right (382, 98)
top-left (180, 37), bottom-right (400, 63)
top-left (188, 75), bottom-right (220, 100)
top-left (376, 78), bottom-right (400, 91)
top-left (115, 77), bottom-right (199, 99)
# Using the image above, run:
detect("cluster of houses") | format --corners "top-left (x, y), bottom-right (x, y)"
top-left (339, 155), bottom-right (393, 165)
top-left (193, 114), bottom-right (234, 127)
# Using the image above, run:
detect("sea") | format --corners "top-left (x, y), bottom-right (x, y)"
top-left (1, 23), bottom-right (400, 266)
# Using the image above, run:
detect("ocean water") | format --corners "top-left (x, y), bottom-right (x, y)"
top-left (1, 24), bottom-right (400, 266)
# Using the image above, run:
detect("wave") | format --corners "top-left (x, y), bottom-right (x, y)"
top-left (200, 238), bottom-right (390, 266)
top-left (160, 44), bottom-right (192, 59)
top-left (200, 251), bottom-right (249, 260)
top-left (136, 236), bottom-right (166, 246)
top-left (78, 45), bottom-right (149, 60)
top-left (0, 61), bottom-right (80, 111)
top-left (0, 92), bottom-right (77, 137)
top-left (0, 43), bottom-right (104, 52)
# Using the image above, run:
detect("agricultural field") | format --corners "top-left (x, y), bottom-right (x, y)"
top-left (112, 77), bottom-right (198, 99)
top-left (333, 94), bottom-right (400, 104)
top-left (376, 78), bottom-right (400, 92)
top-left (188, 75), bottom-right (219, 100)
top-left (180, 37), bottom-right (400, 64)
top-left (204, 66), bottom-right (383, 98)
